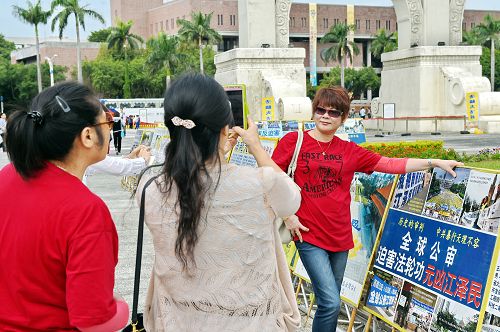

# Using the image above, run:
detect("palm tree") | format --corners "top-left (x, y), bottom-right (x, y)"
top-left (107, 20), bottom-right (144, 98)
top-left (12, 0), bottom-right (52, 93)
top-left (371, 29), bottom-right (397, 59)
top-left (320, 23), bottom-right (360, 88)
top-left (51, 0), bottom-right (105, 83)
top-left (177, 12), bottom-right (221, 74)
top-left (462, 27), bottom-right (485, 46)
top-left (146, 33), bottom-right (181, 87)
top-left (476, 14), bottom-right (500, 91)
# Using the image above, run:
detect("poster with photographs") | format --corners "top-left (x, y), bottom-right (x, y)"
top-left (342, 172), bottom-right (395, 305)
top-left (366, 168), bottom-right (500, 332)
top-left (391, 170), bottom-right (432, 214)
top-left (423, 167), bottom-right (470, 224)
top-left (482, 252), bottom-right (500, 332)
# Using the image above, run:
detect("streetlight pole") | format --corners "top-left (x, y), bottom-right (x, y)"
top-left (45, 54), bottom-right (58, 87)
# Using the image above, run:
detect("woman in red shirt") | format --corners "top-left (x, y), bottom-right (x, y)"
top-left (0, 81), bottom-right (129, 331)
top-left (272, 86), bottom-right (462, 332)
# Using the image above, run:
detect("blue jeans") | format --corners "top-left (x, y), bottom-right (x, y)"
top-left (295, 241), bottom-right (348, 332)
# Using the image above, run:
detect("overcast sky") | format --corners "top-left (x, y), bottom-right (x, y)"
top-left (1, 0), bottom-right (498, 40)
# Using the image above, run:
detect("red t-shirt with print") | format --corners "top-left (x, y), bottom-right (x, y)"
top-left (0, 163), bottom-right (118, 331)
top-left (272, 131), bottom-right (382, 252)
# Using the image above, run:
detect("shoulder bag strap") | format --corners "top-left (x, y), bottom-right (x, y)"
top-left (286, 130), bottom-right (304, 178)
top-left (131, 176), bottom-right (157, 323)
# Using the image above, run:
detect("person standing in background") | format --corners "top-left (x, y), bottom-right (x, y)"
top-left (135, 115), bottom-right (141, 129)
top-left (0, 113), bottom-right (6, 152)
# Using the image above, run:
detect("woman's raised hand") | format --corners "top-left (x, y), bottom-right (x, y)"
top-left (232, 117), bottom-right (263, 155)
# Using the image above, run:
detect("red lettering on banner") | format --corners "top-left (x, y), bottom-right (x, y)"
top-left (467, 281), bottom-right (482, 308)
top-left (433, 269), bottom-right (446, 291)
top-left (454, 276), bottom-right (469, 301)
top-left (443, 272), bottom-right (457, 296)
top-left (422, 264), bottom-right (435, 287)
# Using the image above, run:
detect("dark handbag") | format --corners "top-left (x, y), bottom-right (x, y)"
top-left (122, 176), bottom-right (157, 332)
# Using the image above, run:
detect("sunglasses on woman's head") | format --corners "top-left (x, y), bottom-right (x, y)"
top-left (315, 106), bottom-right (343, 118)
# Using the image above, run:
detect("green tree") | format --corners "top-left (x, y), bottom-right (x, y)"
top-left (51, 0), bottom-right (105, 83)
top-left (320, 67), bottom-right (380, 99)
top-left (146, 33), bottom-right (181, 86)
top-left (480, 47), bottom-right (500, 91)
top-left (107, 19), bottom-right (144, 98)
top-left (371, 29), bottom-right (397, 59)
top-left (177, 11), bottom-right (221, 74)
top-left (476, 14), bottom-right (500, 91)
top-left (0, 34), bottom-right (16, 61)
top-left (12, 0), bottom-right (52, 93)
top-left (320, 23), bottom-right (360, 88)
top-left (88, 27), bottom-right (111, 42)
top-left (462, 27), bottom-right (485, 46)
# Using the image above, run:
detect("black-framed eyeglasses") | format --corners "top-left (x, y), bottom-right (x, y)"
top-left (90, 120), bottom-right (114, 130)
top-left (315, 106), bottom-right (343, 118)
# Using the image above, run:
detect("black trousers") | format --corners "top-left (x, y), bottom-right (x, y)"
top-left (113, 131), bottom-right (122, 153)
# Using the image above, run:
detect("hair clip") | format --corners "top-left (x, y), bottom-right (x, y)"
top-left (55, 95), bottom-right (71, 113)
top-left (171, 116), bottom-right (196, 129)
top-left (27, 111), bottom-right (44, 125)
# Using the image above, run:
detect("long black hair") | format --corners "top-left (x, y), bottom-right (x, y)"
top-left (161, 73), bottom-right (233, 271)
top-left (6, 81), bottom-right (103, 179)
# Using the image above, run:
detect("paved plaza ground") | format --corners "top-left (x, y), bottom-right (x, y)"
top-left (0, 129), bottom-right (497, 331)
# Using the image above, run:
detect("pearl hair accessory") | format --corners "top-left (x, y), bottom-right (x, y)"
top-left (171, 116), bottom-right (196, 129)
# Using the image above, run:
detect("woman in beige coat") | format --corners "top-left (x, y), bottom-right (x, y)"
top-left (137, 74), bottom-right (301, 331)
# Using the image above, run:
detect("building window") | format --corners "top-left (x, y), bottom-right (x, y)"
top-left (385, 20), bottom-right (391, 30)
top-left (291, 17), bottom-right (295, 27)
top-left (150, 24), bottom-right (153, 35)
top-left (334, 18), bottom-right (339, 25)
top-left (171, 18), bottom-right (174, 29)
top-left (166, 20), bottom-right (169, 30)
top-left (155, 23), bottom-right (158, 33)
top-left (229, 14), bottom-right (236, 26)
top-left (471, 22), bottom-right (475, 29)
top-left (376, 19), bottom-right (381, 30)
top-left (301, 17), bottom-right (307, 27)
top-left (323, 18), bottom-right (329, 29)
top-left (160, 21), bottom-right (163, 31)
top-left (355, 19), bottom-right (360, 30)
top-left (366, 19), bottom-right (370, 30)
top-left (217, 14), bottom-right (223, 25)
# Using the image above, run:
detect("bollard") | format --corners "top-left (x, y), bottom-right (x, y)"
top-left (401, 117), bottom-right (411, 136)
top-left (374, 118), bottom-right (384, 137)
top-left (431, 116), bottom-right (441, 135)
top-left (460, 115), bottom-right (470, 134)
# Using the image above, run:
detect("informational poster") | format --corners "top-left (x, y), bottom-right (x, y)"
top-left (342, 172), bottom-right (396, 305)
top-left (228, 138), bottom-right (278, 167)
top-left (302, 119), bottom-right (366, 144)
top-left (365, 168), bottom-right (500, 332)
top-left (257, 120), bottom-right (300, 138)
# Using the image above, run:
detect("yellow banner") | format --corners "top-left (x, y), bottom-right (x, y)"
top-left (261, 97), bottom-right (275, 121)
top-left (466, 92), bottom-right (479, 121)
top-left (309, 3), bottom-right (317, 86)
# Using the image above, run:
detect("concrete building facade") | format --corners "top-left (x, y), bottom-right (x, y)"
top-left (110, 0), bottom-right (500, 75)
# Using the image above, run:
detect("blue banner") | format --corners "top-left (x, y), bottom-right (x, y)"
top-left (375, 209), bottom-right (496, 311)
top-left (367, 275), bottom-right (398, 307)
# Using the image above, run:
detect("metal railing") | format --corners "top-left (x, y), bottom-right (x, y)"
top-left (365, 115), bottom-right (469, 136)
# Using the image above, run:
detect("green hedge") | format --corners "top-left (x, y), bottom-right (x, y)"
top-left (360, 140), bottom-right (500, 163)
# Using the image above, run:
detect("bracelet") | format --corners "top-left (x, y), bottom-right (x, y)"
top-left (427, 159), bottom-right (433, 168)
